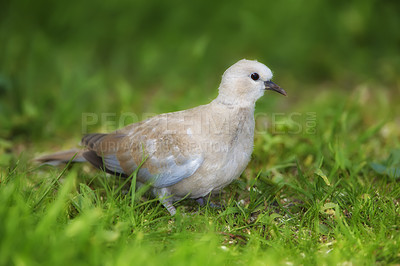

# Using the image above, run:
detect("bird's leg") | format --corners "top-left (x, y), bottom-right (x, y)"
top-left (196, 196), bottom-right (222, 209)
top-left (196, 197), bottom-right (206, 206)
top-left (156, 188), bottom-right (176, 215)
top-left (160, 197), bottom-right (176, 216)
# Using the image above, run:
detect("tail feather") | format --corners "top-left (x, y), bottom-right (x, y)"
top-left (35, 148), bottom-right (86, 166)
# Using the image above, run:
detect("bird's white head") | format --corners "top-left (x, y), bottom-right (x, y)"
top-left (216, 59), bottom-right (286, 107)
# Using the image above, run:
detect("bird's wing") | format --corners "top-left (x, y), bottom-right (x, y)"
top-left (81, 113), bottom-right (204, 188)
top-left (81, 133), bottom-right (129, 176)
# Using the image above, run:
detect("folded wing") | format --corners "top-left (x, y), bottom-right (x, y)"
top-left (81, 115), bottom-right (204, 188)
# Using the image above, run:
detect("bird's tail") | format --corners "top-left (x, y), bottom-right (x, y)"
top-left (35, 148), bottom-right (86, 166)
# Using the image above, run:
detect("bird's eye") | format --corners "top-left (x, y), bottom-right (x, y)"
top-left (251, 73), bottom-right (259, 81)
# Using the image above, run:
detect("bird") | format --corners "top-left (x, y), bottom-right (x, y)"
top-left (36, 59), bottom-right (287, 215)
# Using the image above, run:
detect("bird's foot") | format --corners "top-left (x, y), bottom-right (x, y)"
top-left (195, 197), bottom-right (223, 209)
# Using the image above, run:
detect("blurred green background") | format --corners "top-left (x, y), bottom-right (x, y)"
top-left (1, 1), bottom-right (400, 264)
top-left (0, 0), bottom-right (399, 146)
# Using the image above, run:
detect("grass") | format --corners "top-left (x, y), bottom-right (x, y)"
top-left (1, 0), bottom-right (400, 265)
top-left (1, 86), bottom-right (399, 265)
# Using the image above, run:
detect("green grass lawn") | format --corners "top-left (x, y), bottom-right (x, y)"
top-left (1, 87), bottom-right (399, 265)
top-left (1, 0), bottom-right (400, 265)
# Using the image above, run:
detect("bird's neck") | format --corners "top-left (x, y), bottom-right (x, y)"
top-left (210, 97), bottom-right (256, 129)
top-left (213, 94), bottom-right (257, 109)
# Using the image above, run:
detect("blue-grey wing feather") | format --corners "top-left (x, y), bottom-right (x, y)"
top-left (102, 153), bottom-right (203, 188)
top-left (149, 154), bottom-right (204, 188)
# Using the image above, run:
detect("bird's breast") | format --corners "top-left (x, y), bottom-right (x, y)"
top-left (165, 106), bottom-right (256, 198)
top-left (197, 108), bottom-right (256, 194)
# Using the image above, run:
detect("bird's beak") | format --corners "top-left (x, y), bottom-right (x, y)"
top-left (264, 81), bottom-right (287, 96)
